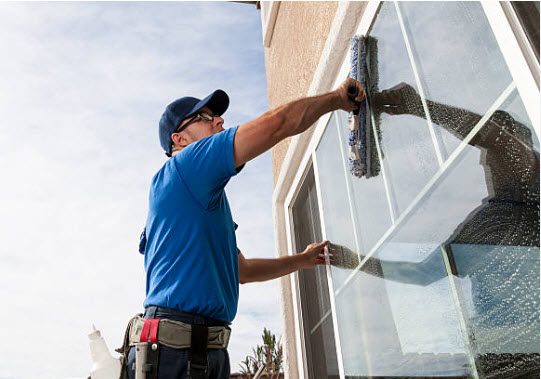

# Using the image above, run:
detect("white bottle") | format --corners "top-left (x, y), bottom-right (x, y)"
top-left (88, 324), bottom-right (121, 379)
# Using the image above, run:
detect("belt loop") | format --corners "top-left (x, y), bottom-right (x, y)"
top-left (146, 306), bottom-right (157, 319)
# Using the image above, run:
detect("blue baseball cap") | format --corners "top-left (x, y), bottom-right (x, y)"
top-left (159, 89), bottom-right (230, 156)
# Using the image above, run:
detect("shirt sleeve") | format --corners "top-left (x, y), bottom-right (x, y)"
top-left (138, 228), bottom-right (147, 255)
top-left (172, 126), bottom-right (242, 209)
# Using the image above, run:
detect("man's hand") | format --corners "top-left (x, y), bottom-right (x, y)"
top-left (374, 82), bottom-right (423, 116)
top-left (335, 78), bottom-right (366, 112)
top-left (298, 240), bottom-right (329, 269)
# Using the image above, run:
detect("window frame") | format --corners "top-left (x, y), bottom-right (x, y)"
top-left (285, 160), bottom-right (323, 379)
top-left (274, 2), bottom-right (539, 378)
top-left (259, 1), bottom-right (280, 48)
top-left (284, 112), bottom-right (337, 379)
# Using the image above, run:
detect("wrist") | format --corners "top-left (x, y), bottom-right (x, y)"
top-left (328, 89), bottom-right (343, 111)
top-left (295, 251), bottom-right (310, 270)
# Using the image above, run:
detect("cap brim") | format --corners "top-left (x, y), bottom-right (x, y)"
top-left (187, 89), bottom-right (229, 118)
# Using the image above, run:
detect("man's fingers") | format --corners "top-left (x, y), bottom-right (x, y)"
top-left (343, 78), bottom-right (365, 109)
top-left (312, 240), bottom-right (328, 249)
top-left (354, 87), bottom-right (366, 102)
top-left (315, 257), bottom-right (327, 265)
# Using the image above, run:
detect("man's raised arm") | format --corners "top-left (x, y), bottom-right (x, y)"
top-left (233, 78), bottom-right (365, 167)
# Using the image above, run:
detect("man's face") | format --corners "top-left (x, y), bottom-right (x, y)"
top-left (173, 106), bottom-right (225, 148)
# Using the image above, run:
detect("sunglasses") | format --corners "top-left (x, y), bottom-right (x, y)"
top-left (174, 111), bottom-right (215, 133)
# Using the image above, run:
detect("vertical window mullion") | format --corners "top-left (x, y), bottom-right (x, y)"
top-left (394, 0), bottom-right (446, 166)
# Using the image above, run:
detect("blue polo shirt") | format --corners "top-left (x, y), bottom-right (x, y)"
top-left (142, 126), bottom-right (243, 323)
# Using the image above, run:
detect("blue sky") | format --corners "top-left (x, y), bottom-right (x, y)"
top-left (0, 2), bottom-right (281, 377)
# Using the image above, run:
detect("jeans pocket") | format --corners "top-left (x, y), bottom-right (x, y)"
top-left (126, 346), bottom-right (136, 379)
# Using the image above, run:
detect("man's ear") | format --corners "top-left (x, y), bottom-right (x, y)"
top-left (171, 131), bottom-right (189, 149)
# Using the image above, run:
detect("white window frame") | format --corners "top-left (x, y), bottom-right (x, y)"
top-left (259, 1), bottom-right (281, 48)
top-left (273, 1), bottom-right (539, 378)
top-left (284, 159), bottom-right (321, 379)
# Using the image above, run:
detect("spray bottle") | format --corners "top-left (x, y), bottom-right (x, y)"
top-left (88, 324), bottom-right (121, 379)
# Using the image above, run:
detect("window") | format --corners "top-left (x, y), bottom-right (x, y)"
top-left (288, 2), bottom-right (540, 378)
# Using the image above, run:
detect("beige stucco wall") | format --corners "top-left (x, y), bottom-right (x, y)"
top-left (265, 1), bottom-right (339, 184)
top-left (262, 2), bottom-right (339, 378)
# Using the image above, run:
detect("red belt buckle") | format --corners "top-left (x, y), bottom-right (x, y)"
top-left (140, 318), bottom-right (160, 343)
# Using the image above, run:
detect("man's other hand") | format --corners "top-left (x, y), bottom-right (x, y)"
top-left (374, 82), bottom-right (422, 116)
top-left (299, 240), bottom-right (329, 269)
top-left (335, 78), bottom-right (365, 112)
top-left (328, 242), bottom-right (360, 270)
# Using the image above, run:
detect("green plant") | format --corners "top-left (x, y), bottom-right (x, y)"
top-left (238, 327), bottom-right (283, 378)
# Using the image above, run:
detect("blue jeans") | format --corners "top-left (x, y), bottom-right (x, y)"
top-left (126, 306), bottom-right (231, 379)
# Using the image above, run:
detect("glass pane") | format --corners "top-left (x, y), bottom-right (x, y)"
top-left (331, 89), bottom-right (540, 378)
top-left (335, 266), bottom-right (467, 377)
top-left (396, 2), bottom-right (515, 159)
top-left (293, 167), bottom-right (330, 319)
top-left (316, 114), bottom-right (359, 289)
top-left (310, 315), bottom-right (340, 379)
top-left (336, 110), bottom-right (392, 254)
top-left (367, 1), bottom-right (441, 216)
top-left (292, 167), bottom-right (338, 378)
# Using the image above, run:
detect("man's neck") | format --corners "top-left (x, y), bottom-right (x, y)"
top-left (171, 148), bottom-right (183, 157)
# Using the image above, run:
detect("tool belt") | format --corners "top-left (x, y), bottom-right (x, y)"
top-left (128, 315), bottom-right (231, 349)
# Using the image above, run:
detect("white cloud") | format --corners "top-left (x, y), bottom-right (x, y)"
top-left (0, 2), bottom-right (279, 377)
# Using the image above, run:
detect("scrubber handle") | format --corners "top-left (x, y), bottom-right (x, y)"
top-left (347, 85), bottom-right (359, 101)
top-left (347, 84), bottom-right (361, 113)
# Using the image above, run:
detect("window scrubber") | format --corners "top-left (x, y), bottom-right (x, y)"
top-left (348, 35), bottom-right (382, 178)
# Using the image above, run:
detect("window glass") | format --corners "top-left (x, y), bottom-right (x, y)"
top-left (396, 2), bottom-right (515, 159)
top-left (297, 2), bottom-right (540, 378)
top-left (331, 90), bottom-right (540, 377)
top-left (367, 1), bottom-right (440, 216)
top-left (292, 167), bottom-right (338, 378)
top-left (315, 114), bottom-right (359, 289)
top-left (335, 110), bottom-right (392, 255)
top-left (310, 315), bottom-right (340, 379)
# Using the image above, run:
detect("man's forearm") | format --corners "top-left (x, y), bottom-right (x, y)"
top-left (271, 91), bottom-right (342, 139)
top-left (241, 255), bottom-right (306, 284)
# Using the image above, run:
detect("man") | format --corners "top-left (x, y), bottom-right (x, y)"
top-left (127, 77), bottom-right (364, 379)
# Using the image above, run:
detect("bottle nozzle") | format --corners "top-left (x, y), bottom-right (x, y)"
top-left (88, 324), bottom-right (101, 339)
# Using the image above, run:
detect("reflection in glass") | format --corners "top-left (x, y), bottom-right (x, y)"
top-left (332, 88), bottom-right (540, 377)
top-left (307, 1), bottom-right (539, 377)
top-left (397, 1), bottom-right (515, 159)
top-left (367, 1), bottom-right (440, 216)
top-left (310, 315), bottom-right (340, 379)
top-left (336, 110), bottom-right (392, 254)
